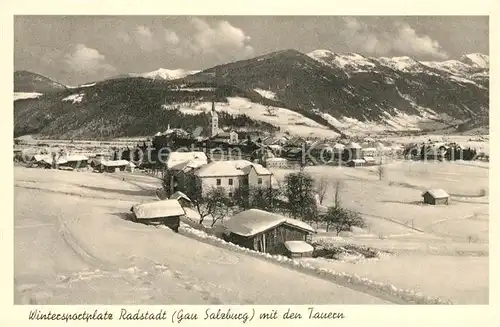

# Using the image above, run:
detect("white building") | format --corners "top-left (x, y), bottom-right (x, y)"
top-left (193, 160), bottom-right (276, 197)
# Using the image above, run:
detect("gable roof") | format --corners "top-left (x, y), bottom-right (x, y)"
top-left (166, 152), bottom-right (208, 169)
top-left (422, 189), bottom-right (449, 199)
top-left (194, 160), bottom-right (271, 178)
top-left (169, 191), bottom-right (191, 202)
top-left (131, 199), bottom-right (185, 219)
top-left (224, 209), bottom-right (315, 237)
top-left (346, 142), bottom-right (362, 149)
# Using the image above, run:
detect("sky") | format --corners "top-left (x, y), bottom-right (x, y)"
top-left (14, 16), bottom-right (489, 85)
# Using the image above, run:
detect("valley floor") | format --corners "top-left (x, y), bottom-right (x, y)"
top-left (14, 158), bottom-right (489, 304)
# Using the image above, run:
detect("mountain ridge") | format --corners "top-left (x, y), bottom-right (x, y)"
top-left (13, 49), bottom-right (489, 139)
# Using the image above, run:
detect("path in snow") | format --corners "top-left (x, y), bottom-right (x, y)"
top-left (14, 167), bottom-right (391, 305)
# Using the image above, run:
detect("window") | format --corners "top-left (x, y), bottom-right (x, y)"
top-left (216, 178), bottom-right (221, 186)
top-left (228, 178), bottom-right (233, 186)
top-left (228, 192), bottom-right (233, 198)
top-left (258, 178), bottom-right (263, 185)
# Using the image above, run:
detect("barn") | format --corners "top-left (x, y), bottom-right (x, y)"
top-left (422, 189), bottom-right (450, 205)
top-left (130, 199), bottom-right (185, 232)
top-left (223, 209), bottom-right (316, 255)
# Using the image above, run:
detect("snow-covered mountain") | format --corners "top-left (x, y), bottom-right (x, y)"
top-left (308, 50), bottom-right (489, 79)
top-left (460, 53), bottom-right (489, 69)
top-left (127, 68), bottom-right (201, 80)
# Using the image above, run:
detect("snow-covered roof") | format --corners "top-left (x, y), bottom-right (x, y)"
top-left (422, 189), bottom-right (449, 199)
top-left (169, 191), bottom-right (191, 202)
top-left (64, 155), bottom-right (89, 162)
top-left (284, 241), bottom-right (314, 253)
top-left (33, 154), bottom-right (51, 162)
top-left (166, 152), bottom-right (208, 169)
top-left (132, 199), bottom-right (185, 219)
top-left (224, 209), bottom-right (315, 237)
top-left (170, 159), bottom-right (206, 172)
top-left (266, 157), bottom-right (287, 162)
top-left (101, 159), bottom-right (129, 167)
top-left (346, 142), bottom-right (362, 149)
top-left (268, 144), bottom-right (283, 150)
top-left (332, 143), bottom-right (345, 150)
top-left (195, 160), bottom-right (271, 177)
top-left (241, 163), bottom-right (272, 175)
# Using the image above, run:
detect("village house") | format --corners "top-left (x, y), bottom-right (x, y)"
top-left (346, 159), bottom-right (366, 167)
top-left (167, 152), bottom-right (209, 195)
top-left (265, 157), bottom-right (288, 168)
top-left (344, 142), bottom-right (362, 160)
top-left (422, 189), bottom-right (450, 205)
top-left (193, 160), bottom-right (277, 197)
top-left (130, 199), bottom-right (185, 232)
top-left (223, 209), bottom-right (316, 256)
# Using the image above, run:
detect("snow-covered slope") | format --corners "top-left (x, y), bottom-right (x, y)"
top-left (14, 167), bottom-right (391, 305)
top-left (128, 68), bottom-right (200, 80)
top-left (66, 83), bottom-right (96, 89)
top-left (308, 50), bottom-right (376, 74)
top-left (14, 92), bottom-right (42, 101)
top-left (175, 97), bottom-right (340, 138)
top-left (376, 56), bottom-right (428, 73)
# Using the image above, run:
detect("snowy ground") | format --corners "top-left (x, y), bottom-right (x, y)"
top-left (14, 167), bottom-right (392, 305)
top-left (270, 161), bottom-right (489, 304)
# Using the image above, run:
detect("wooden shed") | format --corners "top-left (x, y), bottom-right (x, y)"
top-left (130, 199), bottom-right (185, 232)
top-left (422, 189), bottom-right (450, 205)
top-left (223, 209), bottom-right (316, 255)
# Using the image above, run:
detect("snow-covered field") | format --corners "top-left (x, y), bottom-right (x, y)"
top-left (380, 134), bottom-right (490, 155)
top-left (270, 161), bottom-right (489, 304)
top-left (14, 167), bottom-right (394, 305)
top-left (177, 97), bottom-right (340, 138)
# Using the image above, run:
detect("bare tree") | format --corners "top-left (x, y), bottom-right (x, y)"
top-left (333, 180), bottom-right (342, 209)
top-left (324, 206), bottom-right (365, 236)
top-left (315, 178), bottom-right (330, 205)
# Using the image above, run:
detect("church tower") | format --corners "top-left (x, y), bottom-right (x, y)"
top-left (210, 100), bottom-right (218, 137)
top-left (210, 66), bottom-right (221, 138)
